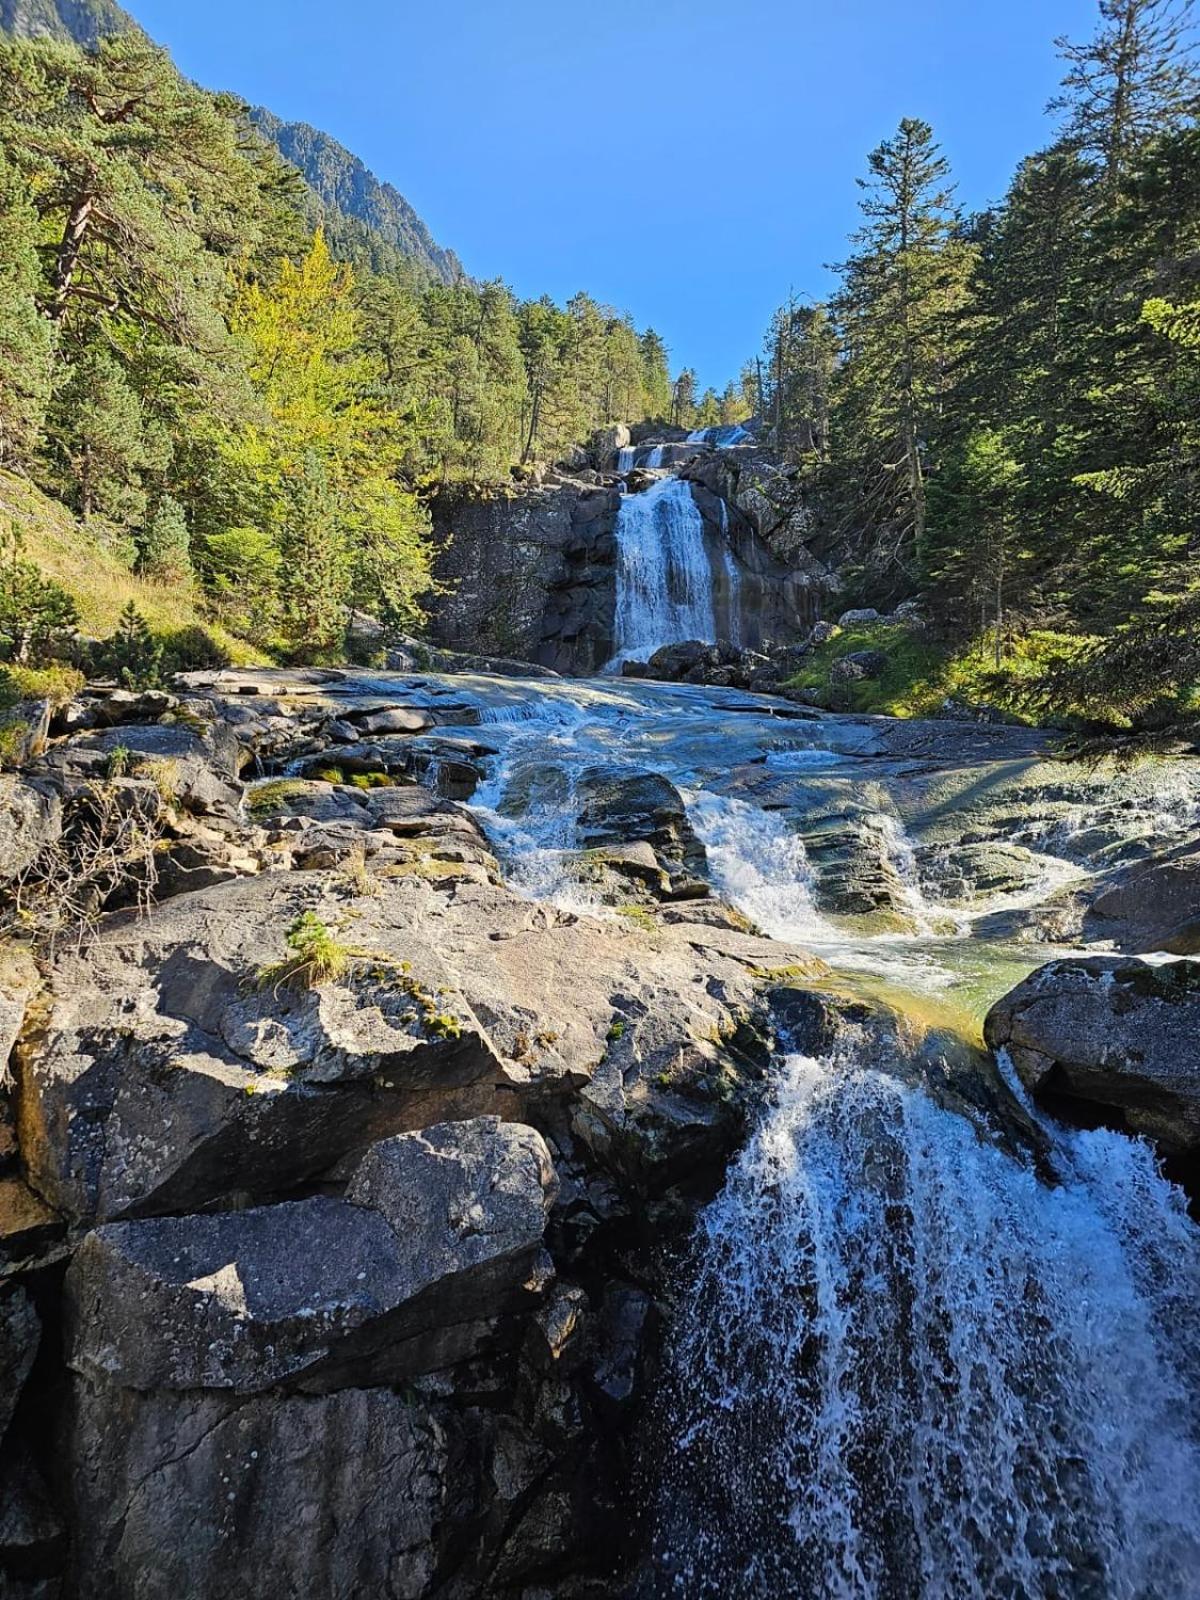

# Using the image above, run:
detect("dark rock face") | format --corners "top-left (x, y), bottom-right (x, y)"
top-left (576, 766), bottom-right (708, 898)
top-left (427, 480), bottom-right (620, 674)
top-left (985, 957), bottom-right (1200, 1152)
top-left (1084, 842), bottom-right (1200, 954)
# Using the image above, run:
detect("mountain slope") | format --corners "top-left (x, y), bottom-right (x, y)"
top-left (0, 0), bottom-right (135, 44)
top-left (0, 0), bottom-right (464, 285)
top-left (250, 108), bottom-right (462, 285)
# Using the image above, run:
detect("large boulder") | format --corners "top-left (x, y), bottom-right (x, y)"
top-left (63, 1120), bottom-right (556, 1600)
top-left (66, 1119), bottom-right (556, 1394)
top-left (985, 957), bottom-right (1200, 1151)
top-left (33, 723), bottom-right (242, 818)
top-left (15, 875), bottom-right (513, 1224)
top-left (576, 765), bottom-right (708, 898)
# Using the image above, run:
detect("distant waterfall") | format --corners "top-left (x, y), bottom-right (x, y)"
top-left (687, 423), bottom-right (750, 447)
top-left (651, 1051), bottom-right (1200, 1598)
top-left (611, 478), bottom-right (719, 663)
top-left (644, 445), bottom-right (666, 468)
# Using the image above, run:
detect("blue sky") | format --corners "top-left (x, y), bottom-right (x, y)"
top-left (131, 0), bottom-right (1100, 389)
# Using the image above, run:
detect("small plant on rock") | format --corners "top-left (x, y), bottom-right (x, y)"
top-left (104, 745), bottom-right (132, 779)
top-left (258, 912), bottom-right (353, 993)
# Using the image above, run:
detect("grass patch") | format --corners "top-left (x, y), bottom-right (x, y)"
top-left (0, 469), bottom-right (269, 664)
top-left (787, 622), bottom-right (1099, 722)
top-left (0, 663), bottom-right (85, 709)
top-left (246, 778), bottom-right (312, 816)
top-left (257, 913), bottom-right (353, 993)
top-left (616, 904), bottom-right (657, 931)
top-left (134, 757), bottom-right (181, 806)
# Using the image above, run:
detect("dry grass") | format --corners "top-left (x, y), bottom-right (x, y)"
top-left (0, 469), bottom-right (269, 661)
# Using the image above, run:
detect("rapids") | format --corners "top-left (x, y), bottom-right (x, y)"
top-left (352, 665), bottom-right (1200, 1597)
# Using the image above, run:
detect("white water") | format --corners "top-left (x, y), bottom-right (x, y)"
top-left (617, 446), bottom-right (636, 474)
top-left (611, 478), bottom-right (719, 664)
top-left (653, 1051), bottom-right (1200, 1599)
top-left (687, 423), bottom-right (750, 447)
top-left (342, 669), bottom-right (1200, 1592)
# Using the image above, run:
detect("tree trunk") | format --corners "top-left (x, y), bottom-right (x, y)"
top-left (49, 192), bottom-right (96, 323)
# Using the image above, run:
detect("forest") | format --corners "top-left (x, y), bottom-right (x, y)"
top-left (0, 0), bottom-right (1196, 741)
top-left (752, 0), bottom-right (1199, 737)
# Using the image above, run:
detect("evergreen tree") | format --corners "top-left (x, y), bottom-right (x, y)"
top-left (52, 348), bottom-right (162, 523)
top-left (276, 450), bottom-right (348, 662)
top-left (0, 519), bottom-right (77, 663)
top-left (639, 329), bottom-right (672, 420)
top-left (0, 146), bottom-right (53, 467)
top-left (102, 601), bottom-right (163, 687)
top-left (1051, 0), bottom-right (1199, 197)
top-left (829, 118), bottom-right (976, 582)
top-left (137, 493), bottom-right (191, 582)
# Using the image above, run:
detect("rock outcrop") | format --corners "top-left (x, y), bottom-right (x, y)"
top-left (985, 956), bottom-right (1200, 1153)
top-left (427, 479), bottom-right (620, 674)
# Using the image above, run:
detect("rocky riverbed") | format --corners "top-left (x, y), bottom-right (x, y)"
top-left (2, 666), bottom-right (1200, 1597)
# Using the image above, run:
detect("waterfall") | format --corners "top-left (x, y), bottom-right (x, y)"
top-left (687, 423), bottom-right (750, 447)
top-left (617, 446), bottom-right (636, 474)
top-left (611, 478), bottom-right (719, 663)
top-left (652, 1050), bottom-right (1200, 1599)
top-left (644, 445), bottom-right (666, 468)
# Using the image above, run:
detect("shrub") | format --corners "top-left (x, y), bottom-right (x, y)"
top-left (0, 662), bottom-right (84, 709)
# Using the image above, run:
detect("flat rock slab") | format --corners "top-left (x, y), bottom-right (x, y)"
top-left (985, 956), bottom-right (1200, 1150)
top-left (66, 1118), bottom-right (556, 1394)
top-left (17, 875), bottom-right (513, 1223)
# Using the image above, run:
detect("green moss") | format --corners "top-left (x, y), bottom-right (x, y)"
top-left (606, 1020), bottom-right (626, 1043)
top-left (616, 904), bottom-right (656, 932)
top-left (247, 778), bottom-right (312, 815)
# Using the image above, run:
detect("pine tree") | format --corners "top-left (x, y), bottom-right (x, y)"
top-left (137, 494), bottom-right (192, 583)
top-left (276, 451), bottom-right (349, 662)
top-left (52, 348), bottom-right (162, 523)
top-left (102, 601), bottom-right (163, 688)
top-left (830, 118), bottom-right (976, 580)
top-left (0, 519), bottom-right (77, 664)
top-left (0, 146), bottom-right (54, 467)
top-left (1051, 0), bottom-right (1199, 197)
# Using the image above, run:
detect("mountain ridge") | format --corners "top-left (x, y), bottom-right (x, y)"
top-left (0, 0), bottom-right (463, 285)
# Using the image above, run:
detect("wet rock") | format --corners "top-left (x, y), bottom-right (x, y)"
top-left (644, 641), bottom-right (720, 681)
top-left (576, 766), bottom-right (708, 897)
top-left (351, 706), bottom-right (435, 736)
top-left (918, 841), bottom-right (1047, 904)
top-left (1084, 841), bottom-right (1200, 954)
top-left (985, 957), bottom-right (1200, 1151)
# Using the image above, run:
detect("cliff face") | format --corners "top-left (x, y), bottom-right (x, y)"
top-left (0, 0), bottom-right (134, 43)
top-left (427, 480), bottom-right (622, 674)
top-left (249, 109), bottom-right (464, 287)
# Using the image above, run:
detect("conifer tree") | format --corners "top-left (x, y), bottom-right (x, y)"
top-left (830, 118), bottom-right (975, 578)
top-left (137, 494), bottom-right (192, 583)
top-left (1051, 0), bottom-right (1199, 197)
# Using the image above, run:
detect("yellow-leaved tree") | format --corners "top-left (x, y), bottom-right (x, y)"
top-left (232, 230), bottom-right (432, 661)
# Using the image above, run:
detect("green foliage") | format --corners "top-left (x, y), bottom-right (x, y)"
top-left (101, 601), bottom-right (162, 688)
top-left (0, 659), bottom-right (82, 706)
top-left (137, 494), bottom-right (191, 583)
top-left (0, 517), bottom-right (77, 661)
top-left (787, 621), bottom-right (1098, 720)
top-left (257, 911), bottom-right (352, 993)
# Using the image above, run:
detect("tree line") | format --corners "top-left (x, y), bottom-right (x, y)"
top-left (753, 0), bottom-right (1199, 735)
top-left (0, 30), bottom-right (682, 662)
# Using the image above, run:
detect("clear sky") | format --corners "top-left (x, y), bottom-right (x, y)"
top-left (129, 0), bottom-right (1100, 390)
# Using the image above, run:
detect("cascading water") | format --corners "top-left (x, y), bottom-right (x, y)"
top-left (408, 672), bottom-right (1200, 1596)
top-left (651, 1050), bottom-right (1200, 1599)
top-left (617, 446), bottom-right (636, 474)
top-left (687, 423), bottom-right (750, 447)
top-left (611, 477), bottom-right (719, 664)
